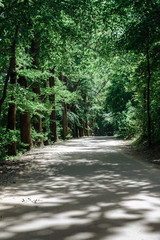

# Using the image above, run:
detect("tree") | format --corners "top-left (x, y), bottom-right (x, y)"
top-left (101, 0), bottom-right (160, 145)
top-left (1, 0), bottom-right (160, 161)
top-left (7, 27), bottom-right (18, 156)
top-left (18, 75), bottom-right (33, 150)
top-left (49, 67), bottom-right (58, 142)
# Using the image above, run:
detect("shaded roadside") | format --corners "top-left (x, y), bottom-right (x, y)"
top-left (122, 140), bottom-right (160, 168)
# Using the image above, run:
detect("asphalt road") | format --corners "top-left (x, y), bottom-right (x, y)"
top-left (0, 137), bottom-right (160, 240)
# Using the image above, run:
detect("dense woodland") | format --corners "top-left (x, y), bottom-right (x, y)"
top-left (0, 0), bottom-right (160, 160)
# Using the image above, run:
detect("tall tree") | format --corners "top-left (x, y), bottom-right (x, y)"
top-left (18, 75), bottom-right (33, 150)
top-left (59, 75), bottom-right (68, 140)
top-left (49, 67), bottom-right (58, 142)
top-left (31, 33), bottom-right (43, 147)
top-left (7, 26), bottom-right (18, 156)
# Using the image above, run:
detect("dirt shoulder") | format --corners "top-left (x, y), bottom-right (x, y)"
top-left (122, 140), bottom-right (160, 168)
top-left (0, 156), bottom-right (32, 187)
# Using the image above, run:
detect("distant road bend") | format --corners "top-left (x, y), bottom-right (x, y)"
top-left (0, 136), bottom-right (160, 240)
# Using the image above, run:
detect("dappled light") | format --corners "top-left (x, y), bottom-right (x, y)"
top-left (1, 1), bottom-right (160, 238)
top-left (0, 137), bottom-right (160, 240)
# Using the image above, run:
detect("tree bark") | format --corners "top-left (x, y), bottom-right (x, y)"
top-left (31, 36), bottom-right (43, 147)
top-left (0, 68), bottom-right (11, 117)
top-left (75, 124), bottom-right (79, 138)
top-left (7, 99), bottom-right (17, 156)
top-left (78, 126), bottom-right (83, 137)
top-left (72, 126), bottom-right (76, 138)
top-left (7, 27), bottom-right (18, 156)
top-left (83, 95), bottom-right (89, 136)
top-left (18, 76), bottom-right (33, 150)
top-left (62, 102), bottom-right (68, 140)
top-left (42, 118), bottom-right (49, 145)
top-left (49, 67), bottom-right (58, 142)
top-left (146, 47), bottom-right (151, 147)
top-left (32, 82), bottom-right (43, 147)
top-left (59, 75), bottom-right (68, 140)
top-left (79, 120), bottom-right (85, 137)
top-left (88, 117), bottom-right (93, 136)
top-left (83, 121), bottom-right (86, 136)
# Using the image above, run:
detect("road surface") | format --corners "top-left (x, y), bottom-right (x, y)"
top-left (0, 137), bottom-right (160, 240)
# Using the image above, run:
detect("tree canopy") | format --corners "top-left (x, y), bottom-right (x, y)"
top-left (0, 0), bottom-right (160, 160)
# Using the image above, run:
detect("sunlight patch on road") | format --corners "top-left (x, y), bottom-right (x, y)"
top-left (97, 202), bottom-right (115, 207)
top-left (121, 197), bottom-right (157, 210)
top-left (100, 221), bottom-right (160, 240)
top-left (65, 232), bottom-right (96, 240)
top-left (1, 137), bottom-right (160, 240)
top-left (104, 208), bottom-right (140, 220)
top-left (120, 193), bottom-right (160, 222)
top-left (86, 205), bottom-right (101, 211)
top-left (6, 210), bottom-right (92, 232)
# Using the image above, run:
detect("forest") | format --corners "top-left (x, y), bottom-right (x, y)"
top-left (0, 0), bottom-right (160, 161)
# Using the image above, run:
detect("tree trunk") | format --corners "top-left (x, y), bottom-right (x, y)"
top-left (79, 120), bottom-right (85, 137)
top-left (75, 124), bottom-right (79, 138)
top-left (72, 127), bottom-right (76, 138)
top-left (20, 111), bottom-right (32, 149)
top-left (71, 123), bottom-right (78, 138)
top-left (59, 75), bottom-right (68, 140)
top-left (88, 117), bottom-right (93, 136)
top-left (49, 67), bottom-right (58, 142)
top-left (7, 99), bottom-right (17, 156)
top-left (62, 102), bottom-right (68, 140)
top-left (7, 27), bottom-right (18, 156)
top-left (83, 121), bottom-right (86, 136)
top-left (50, 107), bottom-right (58, 142)
top-left (42, 118), bottom-right (49, 145)
top-left (18, 76), bottom-right (32, 150)
top-left (85, 121), bottom-right (89, 136)
top-left (0, 68), bottom-right (11, 117)
top-left (31, 36), bottom-right (43, 147)
top-left (78, 126), bottom-right (83, 137)
top-left (33, 82), bottom-right (43, 147)
top-left (82, 95), bottom-right (88, 136)
top-left (146, 47), bottom-right (151, 147)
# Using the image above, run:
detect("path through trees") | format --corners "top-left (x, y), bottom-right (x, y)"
top-left (0, 137), bottom-right (160, 240)
top-left (1, 0), bottom-right (160, 160)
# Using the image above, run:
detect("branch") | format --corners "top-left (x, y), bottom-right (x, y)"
top-left (96, 80), bottom-right (109, 96)
top-left (72, 79), bottom-right (81, 92)
top-left (27, 82), bottom-right (35, 89)
top-left (50, 66), bottom-right (56, 74)
top-left (45, 79), bottom-right (50, 87)
top-left (42, 94), bottom-right (48, 102)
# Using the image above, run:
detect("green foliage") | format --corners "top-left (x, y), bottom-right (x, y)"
top-left (1, 0), bottom-right (160, 161)
top-left (31, 128), bottom-right (45, 146)
top-left (0, 128), bottom-right (20, 161)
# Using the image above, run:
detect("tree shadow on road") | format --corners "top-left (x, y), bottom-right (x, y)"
top-left (0, 137), bottom-right (160, 240)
